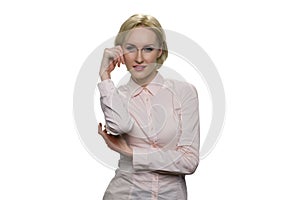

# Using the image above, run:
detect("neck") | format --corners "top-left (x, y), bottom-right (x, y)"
top-left (132, 71), bottom-right (158, 87)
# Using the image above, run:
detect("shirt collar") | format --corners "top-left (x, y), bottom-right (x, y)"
top-left (127, 72), bottom-right (164, 98)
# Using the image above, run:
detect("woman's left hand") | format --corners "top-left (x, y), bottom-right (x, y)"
top-left (98, 123), bottom-right (133, 157)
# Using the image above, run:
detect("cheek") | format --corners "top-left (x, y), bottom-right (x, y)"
top-left (145, 54), bottom-right (159, 63)
top-left (124, 54), bottom-right (134, 64)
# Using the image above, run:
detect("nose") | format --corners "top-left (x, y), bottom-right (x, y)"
top-left (135, 49), bottom-right (144, 64)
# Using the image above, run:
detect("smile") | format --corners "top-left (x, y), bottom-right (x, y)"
top-left (133, 65), bottom-right (146, 71)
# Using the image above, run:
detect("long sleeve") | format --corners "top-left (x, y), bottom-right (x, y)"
top-left (98, 79), bottom-right (134, 135)
top-left (132, 83), bottom-right (200, 175)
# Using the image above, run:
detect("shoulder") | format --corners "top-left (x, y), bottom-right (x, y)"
top-left (113, 84), bottom-right (131, 99)
top-left (164, 79), bottom-right (198, 99)
top-left (117, 84), bottom-right (128, 92)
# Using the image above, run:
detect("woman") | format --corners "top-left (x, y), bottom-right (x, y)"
top-left (97, 14), bottom-right (200, 199)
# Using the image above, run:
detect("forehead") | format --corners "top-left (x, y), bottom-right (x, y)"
top-left (124, 27), bottom-right (158, 46)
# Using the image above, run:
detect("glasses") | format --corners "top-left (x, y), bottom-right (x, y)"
top-left (123, 44), bottom-right (160, 54)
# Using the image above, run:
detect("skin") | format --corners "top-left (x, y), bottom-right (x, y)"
top-left (98, 123), bottom-right (132, 157)
top-left (98, 27), bottom-right (162, 156)
top-left (122, 27), bottom-right (162, 86)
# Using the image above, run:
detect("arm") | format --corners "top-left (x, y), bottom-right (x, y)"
top-left (98, 46), bottom-right (134, 135)
top-left (132, 83), bottom-right (200, 175)
top-left (98, 80), bottom-right (134, 135)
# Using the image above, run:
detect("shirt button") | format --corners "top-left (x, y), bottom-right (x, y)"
top-left (151, 142), bottom-right (157, 148)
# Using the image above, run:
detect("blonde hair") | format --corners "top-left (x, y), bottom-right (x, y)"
top-left (115, 14), bottom-right (168, 67)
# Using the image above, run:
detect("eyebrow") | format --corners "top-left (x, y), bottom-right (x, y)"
top-left (124, 43), bottom-right (156, 47)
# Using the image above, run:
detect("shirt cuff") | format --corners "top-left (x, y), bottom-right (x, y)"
top-left (106, 126), bottom-right (121, 136)
top-left (97, 79), bottom-right (115, 97)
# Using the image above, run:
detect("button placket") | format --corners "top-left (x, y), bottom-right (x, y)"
top-left (143, 89), bottom-right (153, 133)
top-left (142, 89), bottom-right (151, 114)
top-left (143, 88), bottom-right (157, 148)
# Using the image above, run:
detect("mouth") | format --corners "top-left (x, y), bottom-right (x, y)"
top-left (133, 65), bottom-right (146, 71)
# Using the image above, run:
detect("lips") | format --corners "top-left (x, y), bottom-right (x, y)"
top-left (133, 65), bottom-right (146, 71)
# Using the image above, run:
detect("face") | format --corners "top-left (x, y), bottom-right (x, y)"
top-left (122, 27), bottom-right (162, 86)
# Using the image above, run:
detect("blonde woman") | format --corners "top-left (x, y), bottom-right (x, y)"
top-left (98, 14), bottom-right (200, 199)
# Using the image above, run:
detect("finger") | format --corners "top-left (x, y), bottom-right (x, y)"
top-left (113, 49), bottom-right (120, 67)
top-left (102, 130), bottom-right (115, 146)
top-left (113, 46), bottom-right (121, 57)
top-left (99, 129), bottom-right (109, 142)
top-left (118, 48), bottom-right (125, 64)
top-left (98, 123), bottom-right (102, 132)
top-left (115, 46), bottom-right (124, 64)
top-left (98, 124), bottom-right (104, 136)
top-left (104, 49), bottom-right (117, 64)
top-left (107, 60), bottom-right (116, 72)
top-left (98, 123), bottom-right (109, 137)
top-left (116, 45), bottom-right (123, 54)
top-left (117, 57), bottom-right (121, 67)
top-left (112, 61), bottom-right (117, 71)
top-left (121, 55), bottom-right (125, 64)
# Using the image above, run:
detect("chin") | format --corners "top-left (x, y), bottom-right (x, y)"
top-left (131, 73), bottom-right (147, 80)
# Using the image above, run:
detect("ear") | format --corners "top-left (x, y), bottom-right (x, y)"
top-left (157, 48), bottom-right (163, 58)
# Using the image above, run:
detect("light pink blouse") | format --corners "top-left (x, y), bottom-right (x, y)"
top-left (98, 72), bottom-right (200, 200)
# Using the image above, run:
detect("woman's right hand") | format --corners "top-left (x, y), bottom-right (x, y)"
top-left (98, 123), bottom-right (133, 157)
top-left (99, 45), bottom-right (125, 81)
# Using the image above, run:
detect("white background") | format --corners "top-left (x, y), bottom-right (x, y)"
top-left (1, 0), bottom-right (299, 199)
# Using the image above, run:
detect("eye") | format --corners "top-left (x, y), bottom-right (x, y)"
top-left (125, 46), bottom-right (136, 52)
top-left (143, 47), bottom-right (154, 53)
